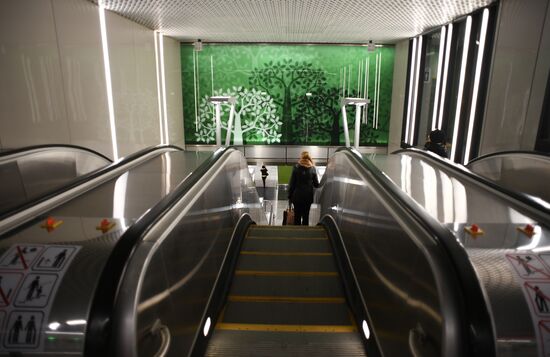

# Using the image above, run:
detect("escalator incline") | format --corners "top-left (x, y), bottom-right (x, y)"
top-left (205, 225), bottom-right (367, 356)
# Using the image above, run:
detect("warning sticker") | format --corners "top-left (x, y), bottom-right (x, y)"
top-left (14, 274), bottom-right (58, 308)
top-left (3, 311), bottom-right (43, 349)
top-left (506, 254), bottom-right (550, 279)
top-left (0, 244), bottom-right (80, 352)
top-left (0, 273), bottom-right (24, 307)
top-left (34, 247), bottom-right (77, 271)
top-left (0, 246), bottom-right (43, 271)
top-left (507, 253), bottom-right (550, 357)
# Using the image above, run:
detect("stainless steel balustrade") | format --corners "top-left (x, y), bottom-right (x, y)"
top-left (467, 151), bottom-right (550, 204)
top-left (317, 149), bottom-right (479, 356)
top-left (110, 148), bottom-right (266, 357)
top-left (0, 145), bottom-right (111, 216)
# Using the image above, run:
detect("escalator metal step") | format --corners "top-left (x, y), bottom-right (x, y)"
top-left (222, 300), bottom-right (353, 326)
top-left (204, 330), bottom-right (366, 357)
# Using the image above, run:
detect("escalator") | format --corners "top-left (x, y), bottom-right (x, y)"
top-left (3, 145), bottom-right (549, 356)
top-left (205, 225), bottom-right (367, 356)
top-left (0, 144), bottom-right (111, 217)
top-left (0, 145), bottom-right (187, 235)
top-left (466, 150), bottom-right (550, 203)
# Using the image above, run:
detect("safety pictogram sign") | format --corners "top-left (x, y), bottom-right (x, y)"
top-left (14, 274), bottom-right (58, 308)
top-left (0, 273), bottom-right (24, 307)
top-left (3, 311), bottom-right (43, 349)
top-left (33, 247), bottom-right (77, 271)
top-left (0, 246), bottom-right (43, 271)
top-left (506, 254), bottom-right (550, 279)
top-left (0, 244), bottom-right (81, 352)
top-left (525, 282), bottom-right (550, 317)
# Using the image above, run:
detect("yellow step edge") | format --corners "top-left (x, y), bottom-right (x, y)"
top-left (216, 322), bottom-right (356, 333)
top-left (246, 236), bottom-right (327, 241)
top-left (228, 295), bottom-right (345, 304)
top-left (235, 270), bottom-right (338, 277)
top-left (252, 226), bottom-right (325, 230)
top-left (240, 251), bottom-right (332, 256)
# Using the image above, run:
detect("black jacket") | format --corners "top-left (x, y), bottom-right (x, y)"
top-left (424, 142), bottom-right (448, 158)
top-left (288, 165), bottom-right (320, 205)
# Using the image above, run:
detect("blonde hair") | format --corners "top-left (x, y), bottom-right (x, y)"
top-left (298, 151), bottom-right (314, 167)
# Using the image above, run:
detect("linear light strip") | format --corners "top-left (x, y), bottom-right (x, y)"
top-left (464, 9), bottom-right (490, 164)
top-left (376, 52), bottom-right (382, 129)
top-left (159, 33), bottom-right (169, 144)
top-left (373, 53), bottom-right (378, 129)
top-left (363, 57), bottom-right (368, 124)
top-left (432, 27), bottom-right (446, 130)
top-left (193, 51), bottom-right (198, 131)
top-left (438, 24), bottom-right (453, 130)
top-left (404, 38), bottom-right (417, 144)
top-left (450, 16), bottom-right (472, 162)
top-left (409, 35), bottom-right (423, 144)
top-left (154, 32), bottom-right (164, 144)
top-left (98, 2), bottom-right (118, 160)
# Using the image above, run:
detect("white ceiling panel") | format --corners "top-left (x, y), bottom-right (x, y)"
top-left (93, 0), bottom-right (495, 43)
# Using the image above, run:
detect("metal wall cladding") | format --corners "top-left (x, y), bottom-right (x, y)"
top-left (318, 152), bottom-right (449, 356)
top-left (92, 0), bottom-right (494, 43)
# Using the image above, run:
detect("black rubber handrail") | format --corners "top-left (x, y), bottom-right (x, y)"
top-left (338, 147), bottom-right (495, 356)
top-left (85, 146), bottom-right (232, 356)
top-left (467, 150), bottom-right (550, 166)
top-left (0, 144), bottom-right (184, 223)
top-left (393, 148), bottom-right (550, 220)
top-left (0, 144), bottom-right (113, 162)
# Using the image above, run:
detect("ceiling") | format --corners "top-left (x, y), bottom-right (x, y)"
top-left (95, 0), bottom-right (495, 44)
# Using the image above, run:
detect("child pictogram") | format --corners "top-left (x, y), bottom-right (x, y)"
top-left (14, 274), bottom-right (57, 308)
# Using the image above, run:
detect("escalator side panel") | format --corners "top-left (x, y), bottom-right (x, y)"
top-left (318, 152), bottom-right (468, 357)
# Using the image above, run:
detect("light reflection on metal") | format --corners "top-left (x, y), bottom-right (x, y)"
top-left (420, 161), bottom-right (438, 218)
top-left (66, 319), bottom-right (87, 326)
top-left (113, 172), bottom-right (129, 219)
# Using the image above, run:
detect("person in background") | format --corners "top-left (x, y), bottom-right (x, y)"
top-left (424, 129), bottom-right (448, 158)
top-left (260, 165), bottom-right (268, 189)
top-left (288, 151), bottom-right (320, 225)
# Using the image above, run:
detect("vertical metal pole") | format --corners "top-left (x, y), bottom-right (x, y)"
top-left (225, 104), bottom-right (235, 146)
top-left (342, 105), bottom-right (350, 147)
top-left (354, 104), bottom-right (361, 149)
top-left (215, 103), bottom-right (222, 146)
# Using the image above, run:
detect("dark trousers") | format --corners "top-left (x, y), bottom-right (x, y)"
top-left (293, 202), bottom-right (311, 226)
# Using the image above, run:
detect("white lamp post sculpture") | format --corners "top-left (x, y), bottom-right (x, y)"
top-left (208, 96), bottom-right (237, 147)
top-left (340, 97), bottom-right (370, 149)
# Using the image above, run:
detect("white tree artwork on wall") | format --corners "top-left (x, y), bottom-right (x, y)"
top-left (195, 87), bottom-right (282, 145)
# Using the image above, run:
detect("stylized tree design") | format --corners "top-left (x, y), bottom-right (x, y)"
top-left (195, 87), bottom-right (282, 145)
top-left (249, 59), bottom-right (326, 143)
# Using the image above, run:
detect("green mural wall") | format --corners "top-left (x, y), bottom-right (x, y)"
top-left (181, 44), bottom-right (394, 146)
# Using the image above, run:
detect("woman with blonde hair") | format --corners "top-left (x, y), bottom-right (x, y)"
top-left (288, 151), bottom-right (320, 225)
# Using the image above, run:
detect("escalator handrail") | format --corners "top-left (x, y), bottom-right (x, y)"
top-left (466, 150), bottom-right (550, 166)
top-left (393, 148), bottom-right (550, 219)
top-left (0, 144), bottom-right (184, 224)
top-left (0, 144), bottom-right (113, 162)
top-left (84, 146), bottom-right (234, 356)
top-left (336, 147), bottom-right (495, 356)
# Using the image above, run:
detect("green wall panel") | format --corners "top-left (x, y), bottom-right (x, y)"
top-left (181, 44), bottom-right (394, 146)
